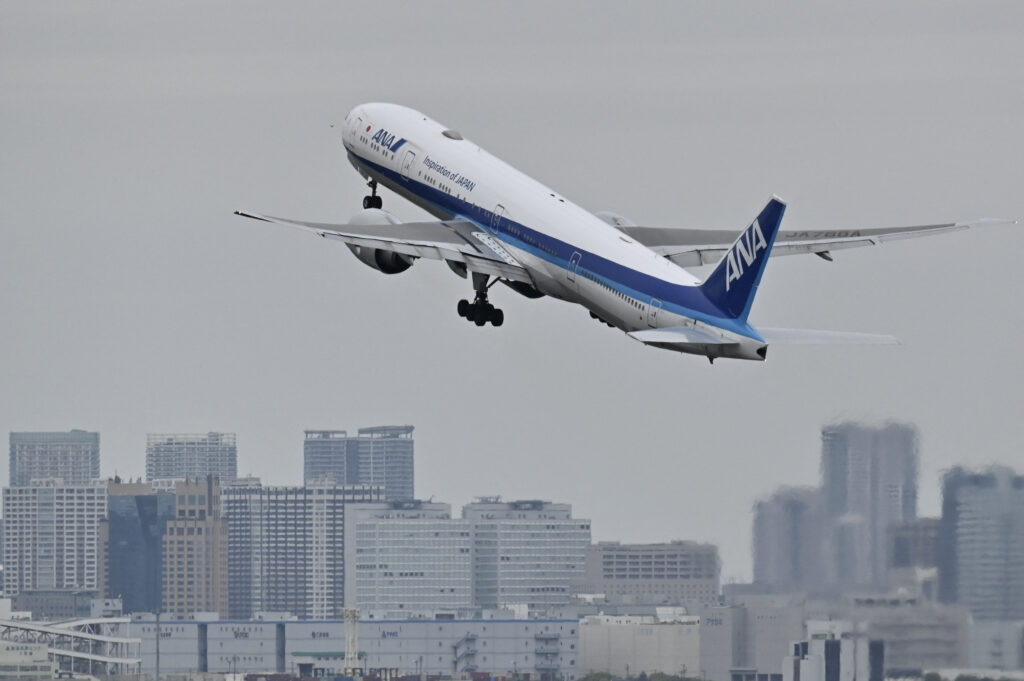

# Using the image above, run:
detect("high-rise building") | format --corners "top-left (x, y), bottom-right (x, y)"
top-left (224, 478), bottom-right (381, 620)
top-left (146, 433), bottom-right (237, 483)
top-left (343, 500), bottom-right (472, 616)
top-left (885, 517), bottom-right (941, 600)
top-left (3, 479), bottom-right (107, 597)
top-left (161, 477), bottom-right (228, 618)
top-left (580, 540), bottom-right (720, 604)
top-left (303, 431), bottom-right (356, 483)
top-left (939, 466), bottom-right (1024, 620)
top-left (820, 422), bottom-right (918, 587)
top-left (752, 486), bottom-right (823, 592)
top-left (98, 479), bottom-right (175, 614)
top-left (887, 518), bottom-right (939, 570)
top-left (303, 426), bottom-right (414, 501)
top-left (9, 430), bottom-right (100, 487)
top-left (462, 498), bottom-right (591, 612)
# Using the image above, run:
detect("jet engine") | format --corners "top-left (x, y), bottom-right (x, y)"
top-left (345, 208), bottom-right (414, 274)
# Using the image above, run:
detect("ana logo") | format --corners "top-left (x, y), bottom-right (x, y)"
top-left (371, 128), bottom-right (406, 152)
top-left (724, 219), bottom-right (767, 291)
top-left (372, 128), bottom-right (395, 148)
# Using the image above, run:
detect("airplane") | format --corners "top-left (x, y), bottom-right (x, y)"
top-left (236, 102), bottom-right (1013, 363)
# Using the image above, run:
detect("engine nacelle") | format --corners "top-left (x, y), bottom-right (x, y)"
top-left (345, 208), bottom-right (414, 274)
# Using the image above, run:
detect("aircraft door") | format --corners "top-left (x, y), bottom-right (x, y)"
top-left (647, 298), bottom-right (663, 327)
top-left (490, 204), bottom-right (505, 235)
top-left (568, 252), bottom-right (582, 283)
top-left (400, 149), bottom-right (416, 181)
top-left (346, 114), bottom-right (364, 145)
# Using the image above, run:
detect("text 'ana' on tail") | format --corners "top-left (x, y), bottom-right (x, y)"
top-left (701, 196), bottom-right (786, 321)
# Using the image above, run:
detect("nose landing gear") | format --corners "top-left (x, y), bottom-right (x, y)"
top-left (362, 180), bottom-right (383, 209)
top-left (457, 273), bottom-right (504, 327)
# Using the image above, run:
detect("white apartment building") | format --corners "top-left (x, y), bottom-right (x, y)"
top-left (463, 498), bottom-right (591, 613)
top-left (2, 479), bottom-right (107, 597)
top-left (343, 501), bottom-right (472, 616)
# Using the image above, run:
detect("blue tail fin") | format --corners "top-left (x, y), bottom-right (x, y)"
top-left (701, 196), bottom-right (786, 321)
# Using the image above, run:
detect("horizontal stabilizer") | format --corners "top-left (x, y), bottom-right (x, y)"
top-left (757, 327), bottom-right (900, 345)
top-left (628, 326), bottom-right (732, 345)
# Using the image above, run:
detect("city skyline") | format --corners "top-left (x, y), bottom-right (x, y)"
top-left (3, 418), bottom-right (1014, 588)
top-left (2, 424), bottom-right (1021, 678)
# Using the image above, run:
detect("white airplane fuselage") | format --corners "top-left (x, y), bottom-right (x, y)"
top-left (342, 102), bottom-right (767, 359)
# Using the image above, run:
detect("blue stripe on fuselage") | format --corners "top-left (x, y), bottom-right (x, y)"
top-left (350, 151), bottom-right (762, 340)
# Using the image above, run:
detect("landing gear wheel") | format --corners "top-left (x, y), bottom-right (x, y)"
top-left (363, 180), bottom-right (382, 210)
top-left (459, 273), bottom-right (505, 327)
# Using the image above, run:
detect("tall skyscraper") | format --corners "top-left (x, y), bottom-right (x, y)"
top-left (752, 486), bottom-right (823, 591)
top-left (146, 433), bottom-right (237, 483)
top-left (820, 422), bottom-right (918, 587)
top-left (463, 498), bottom-right (591, 612)
top-left (3, 479), bottom-right (107, 597)
top-left (343, 500), bottom-right (472, 615)
top-left (939, 466), bottom-right (1024, 620)
top-left (303, 426), bottom-right (414, 501)
top-left (9, 430), bottom-right (100, 487)
top-left (161, 476), bottom-right (228, 618)
top-left (99, 479), bottom-right (175, 614)
top-left (224, 478), bottom-right (381, 619)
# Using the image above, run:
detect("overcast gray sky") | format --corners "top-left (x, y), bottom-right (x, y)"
top-left (2, 1), bottom-right (1022, 581)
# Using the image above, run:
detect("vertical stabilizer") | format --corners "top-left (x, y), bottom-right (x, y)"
top-left (701, 197), bottom-right (786, 321)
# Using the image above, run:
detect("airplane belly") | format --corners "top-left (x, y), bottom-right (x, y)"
top-left (502, 244), bottom-right (575, 302)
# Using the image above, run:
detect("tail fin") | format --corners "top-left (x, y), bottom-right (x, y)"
top-left (701, 196), bottom-right (786, 321)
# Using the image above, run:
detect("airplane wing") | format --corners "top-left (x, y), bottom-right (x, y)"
top-left (620, 218), bottom-right (1015, 268)
top-left (234, 211), bottom-right (532, 283)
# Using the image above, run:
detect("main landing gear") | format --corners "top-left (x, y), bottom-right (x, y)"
top-left (458, 273), bottom-right (504, 327)
top-left (362, 180), bottom-right (383, 209)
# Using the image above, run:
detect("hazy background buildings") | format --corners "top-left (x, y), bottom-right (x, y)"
top-left (753, 422), bottom-right (922, 596)
top-left (939, 466), bottom-right (1024, 621)
top-left (2, 422), bottom-right (1024, 679)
